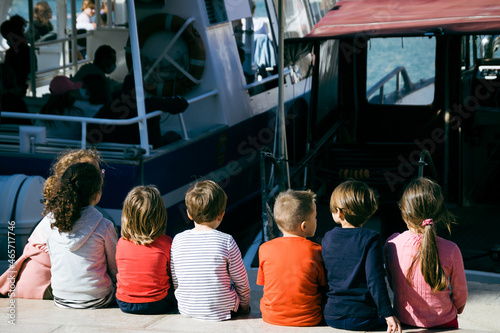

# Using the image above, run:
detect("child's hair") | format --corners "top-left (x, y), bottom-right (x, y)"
top-left (34, 1), bottom-right (53, 28)
top-left (121, 185), bottom-right (167, 245)
top-left (81, 0), bottom-right (95, 11)
top-left (273, 189), bottom-right (316, 232)
top-left (43, 149), bottom-right (101, 210)
top-left (330, 180), bottom-right (378, 227)
top-left (399, 177), bottom-right (454, 292)
top-left (46, 162), bottom-right (102, 232)
top-left (185, 180), bottom-right (227, 223)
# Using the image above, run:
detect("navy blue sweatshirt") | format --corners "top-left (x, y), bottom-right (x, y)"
top-left (322, 227), bottom-right (394, 320)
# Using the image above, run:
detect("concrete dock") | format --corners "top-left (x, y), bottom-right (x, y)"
top-left (1, 269), bottom-right (499, 333)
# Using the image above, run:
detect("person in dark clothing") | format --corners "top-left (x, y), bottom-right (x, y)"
top-left (1, 15), bottom-right (35, 97)
top-left (0, 63), bottom-right (31, 125)
top-left (73, 44), bottom-right (120, 97)
top-left (87, 74), bottom-right (189, 149)
top-left (322, 180), bottom-right (402, 332)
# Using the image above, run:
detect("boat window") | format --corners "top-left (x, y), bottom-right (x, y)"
top-left (366, 37), bottom-right (436, 106)
top-left (309, 0), bottom-right (336, 25)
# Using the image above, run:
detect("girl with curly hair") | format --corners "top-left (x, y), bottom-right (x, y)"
top-left (46, 162), bottom-right (117, 309)
top-left (43, 148), bottom-right (101, 203)
top-left (0, 149), bottom-right (102, 300)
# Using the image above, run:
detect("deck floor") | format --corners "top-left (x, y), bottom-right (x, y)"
top-left (1, 268), bottom-right (499, 333)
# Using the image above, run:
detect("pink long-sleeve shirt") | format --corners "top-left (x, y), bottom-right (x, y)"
top-left (384, 231), bottom-right (467, 328)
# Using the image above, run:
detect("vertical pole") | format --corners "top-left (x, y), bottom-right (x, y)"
top-left (443, 38), bottom-right (451, 197)
top-left (277, 0), bottom-right (290, 190)
top-left (106, 0), bottom-right (113, 27)
top-left (56, 0), bottom-right (67, 74)
top-left (95, 0), bottom-right (101, 27)
top-left (28, 0), bottom-right (36, 96)
top-left (127, 0), bottom-right (150, 156)
top-left (70, 0), bottom-right (78, 74)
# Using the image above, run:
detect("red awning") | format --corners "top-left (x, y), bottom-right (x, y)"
top-left (306, 0), bottom-right (500, 39)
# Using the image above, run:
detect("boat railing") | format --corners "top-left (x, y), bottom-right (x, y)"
top-left (33, 33), bottom-right (93, 76)
top-left (290, 117), bottom-right (345, 186)
top-left (418, 149), bottom-right (438, 180)
top-left (1, 88), bottom-right (219, 151)
top-left (243, 68), bottom-right (292, 91)
top-left (178, 89), bottom-right (218, 140)
top-left (258, 117), bottom-right (345, 242)
top-left (366, 66), bottom-right (415, 104)
top-left (260, 146), bottom-right (287, 242)
top-left (0, 132), bottom-right (142, 160)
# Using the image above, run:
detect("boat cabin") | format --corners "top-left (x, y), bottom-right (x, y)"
top-left (281, 0), bottom-right (500, 271)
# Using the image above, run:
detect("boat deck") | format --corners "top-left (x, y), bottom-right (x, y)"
top-left (0, 268), bottom-right (499, 333)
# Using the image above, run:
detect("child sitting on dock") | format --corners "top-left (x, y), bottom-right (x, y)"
top-left (115, 185), bottom-right (177, 314)
top-left (384, 177), bottom-right (467, 329)
top-left (322, 180), bottom-right (401, 332)
top-left (46, 162), bottom-right (117, 309)
top-left (257, 189), bottom-right (326, 326)
top-left (170, 180), bottom-right (251, 321)
top-left (0, 149), bottom-right (102, 300)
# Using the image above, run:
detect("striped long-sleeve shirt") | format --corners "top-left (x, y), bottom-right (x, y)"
top-left (171, 229), bottom-right (251, 321)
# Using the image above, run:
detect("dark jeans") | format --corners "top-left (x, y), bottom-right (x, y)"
top-left (117, 287), bottom-right (177, 315)
top-left (326, 316), bottom-right (386, 331)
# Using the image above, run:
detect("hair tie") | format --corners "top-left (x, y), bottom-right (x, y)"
top-left (422, 219), bottom-right (434, 227)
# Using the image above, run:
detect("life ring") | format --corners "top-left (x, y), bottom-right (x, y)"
top-left (125, 13), bottom-right (205, 96)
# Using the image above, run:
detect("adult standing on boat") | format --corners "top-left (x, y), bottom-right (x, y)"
top-left (0, 63), bottom-right (31, 125)
top-left (0, 15), bottom-right (34, 97)
top-left (99, 0), bottom-right (114, 26)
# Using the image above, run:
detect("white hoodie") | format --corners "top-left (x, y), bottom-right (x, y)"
top-left (47, 206), bottom-right (118, 301)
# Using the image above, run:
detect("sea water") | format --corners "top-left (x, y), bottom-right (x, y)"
top-left (367, 37), bottom-right (436, 91)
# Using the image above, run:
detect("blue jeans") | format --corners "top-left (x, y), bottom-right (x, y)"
top-left (326, 316), bottom-right (386, 331)
top-left (117, 287), bottom-right (177, 315)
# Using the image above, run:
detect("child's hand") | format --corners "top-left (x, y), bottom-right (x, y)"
top-left (238, 305), bottom-right (250, 314)
top-left (385, 316), bottom-right (401, 333)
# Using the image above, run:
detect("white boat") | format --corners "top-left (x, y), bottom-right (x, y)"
top-left (0, 0), bottom-right (336, 258)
